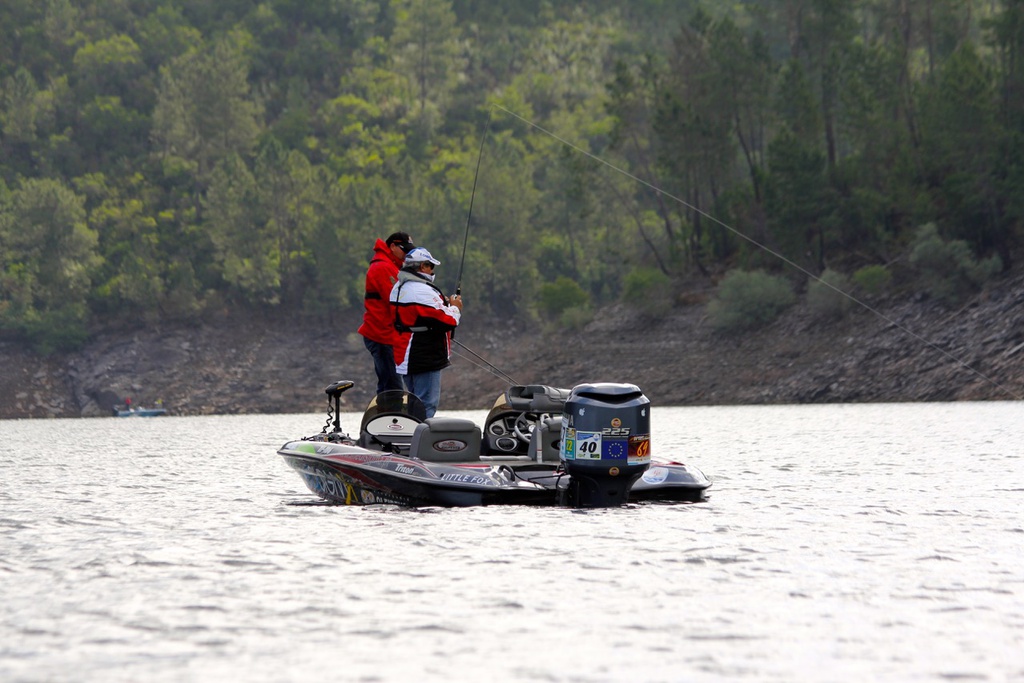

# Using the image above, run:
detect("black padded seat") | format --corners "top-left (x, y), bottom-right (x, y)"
top-left (409, 417), bottom-right (482, 462)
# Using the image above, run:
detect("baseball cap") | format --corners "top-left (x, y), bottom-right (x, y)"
top-left (404, 247), bottom-right (441, 266)
top-left (386, 232), bottom-right (414, 253)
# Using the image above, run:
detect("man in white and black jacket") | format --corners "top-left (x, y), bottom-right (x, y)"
top-left (389, 247), bottom-right (463, 417)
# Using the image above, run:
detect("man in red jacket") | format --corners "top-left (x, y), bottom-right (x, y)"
top-left (357, 232), bottom-right (414, 394)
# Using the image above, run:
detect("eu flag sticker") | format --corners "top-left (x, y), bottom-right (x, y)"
top-left (602, 438), bottom-right (627, 460)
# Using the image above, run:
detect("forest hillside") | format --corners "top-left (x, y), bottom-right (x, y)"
top-left (2, 1), bottom-right (1023, 417)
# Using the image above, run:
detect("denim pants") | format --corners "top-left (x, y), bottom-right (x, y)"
top-left (363, 337), bottom-right (405, 395)
top-left (403, 370), bottom-right (442, 418)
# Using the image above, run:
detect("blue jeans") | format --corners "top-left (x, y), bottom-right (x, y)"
top-left (403, 370), bottom-right (442, 418)
top-left (363, 337), bottom-right (405, 395)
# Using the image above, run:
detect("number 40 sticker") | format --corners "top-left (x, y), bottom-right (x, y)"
top-left (576, 431), bottom-right (602, 460)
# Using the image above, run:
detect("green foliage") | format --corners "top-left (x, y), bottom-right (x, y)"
top-left (775, 59), bottom-right (822, 142)
top-left (763, 130), bottom-right (830, 270)
top-left (1, 177), bottom-right (100, 308)
top-left (0, 0), bottom-right (1022, 348)
top-left (622, 267), bottom-right (672, 317)
top-left (538, 276), bottom-right (590, 319)
top-left (852, 264), bottom-right (891, 295)
top-left (558, 305), bottom-right (593, 332)
top-left (917, 44), bottom-right (1006, 253)
top-left (807, 269), bottom-right (853, 320)
top-left (707, 269), bottom-right (795, 333)
top-left (391, 0), bottom-right (463, 124)
top-left (151, 31), bottom-right (262, 182)
top-left (1, 303), bottom-right (90, 355)
top-left (909, 223), bottom-right (1002, 304)
top-left (72, 35), bottom-right (144, 102)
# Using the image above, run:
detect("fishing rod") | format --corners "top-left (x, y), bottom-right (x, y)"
top-left (452, 339), bottom-right (520, 386)
top-left (489, 103), bottom-right (1023, 402)
top-left (455, 108), bottom-right (492, 296)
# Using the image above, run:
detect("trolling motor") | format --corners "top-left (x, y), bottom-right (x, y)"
top-left (310, 380), bottom-right (355, 443)
top-left (559, 383), bottom-right (652, 507)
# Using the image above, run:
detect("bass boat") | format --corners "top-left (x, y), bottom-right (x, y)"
top-left (278, 380), bottom-right (711, 508)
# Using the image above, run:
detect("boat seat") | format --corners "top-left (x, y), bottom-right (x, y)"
top-left (506, 385), bottom-right (571, 413)
top-left (409, 417), bottom-right (482, 462)
top-left (528, 415), bottom-right (563, 463)
top-left (358, 413), bottom-right (422, 455)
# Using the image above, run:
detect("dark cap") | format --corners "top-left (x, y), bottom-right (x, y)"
top-left (386, 232), bottom-right (414, 253)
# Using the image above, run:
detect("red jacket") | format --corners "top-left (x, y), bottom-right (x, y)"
top-left (357, 239), bottom-right (404, 345)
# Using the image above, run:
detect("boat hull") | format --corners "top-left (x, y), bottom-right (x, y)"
top-left (279, 441), bottom-right (558, 507)
top-left (278, 439), bottom-right (710, 508)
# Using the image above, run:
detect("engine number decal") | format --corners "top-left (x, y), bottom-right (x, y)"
top-left (560, 427), bottom-right (575, 459)
top-left (628, 435), bottom-right (651, 464)
top-left (575, 431), bottom-right (602, 460)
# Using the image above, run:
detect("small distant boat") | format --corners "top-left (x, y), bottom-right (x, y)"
top-left (112, 406), bottom-right (167, 417)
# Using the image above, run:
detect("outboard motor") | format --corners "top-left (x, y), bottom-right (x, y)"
top-left (559, 383), bottom-right (652, 507)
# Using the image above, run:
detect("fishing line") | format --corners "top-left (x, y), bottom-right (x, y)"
top-left (451, 348), bottom-right (517, 384)
top-left (450, 347), bottom-right (510, 383)
top-left (455, 108), bottom-right (492, 296)
top-left (491, 103), bottom-right (1023, 402)
top-left (452, 339), bottom-right (520, 385)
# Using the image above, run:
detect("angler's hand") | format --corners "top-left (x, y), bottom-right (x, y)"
top-left (450, 293), bottom-right (463, 311)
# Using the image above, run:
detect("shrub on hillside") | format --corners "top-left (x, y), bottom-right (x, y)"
top-left (538, 276), bottom-right (590, 319)
top-left (909, 223), bottom-right (1002, 303)
top-left (808, 269), bottom-right (853, 319)
top-left (622, 267), bottom-right (672, 316)
top-left (852, 264), bottom-right (891, 295)
top-left (538, 276), bottom-right (593, 331)
top-left (0, 304), bottom-right (90, 355)
top-left (559, 305), bottom-right (593, 331)
top-left (707, 269), bottom-right (795, 333)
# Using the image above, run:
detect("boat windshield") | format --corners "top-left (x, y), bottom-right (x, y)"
top-left (360, 390), bottom-right (428, 430)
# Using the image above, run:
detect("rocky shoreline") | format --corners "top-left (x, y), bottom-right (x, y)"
top-left (2, 271), bottom-right (1023, 420)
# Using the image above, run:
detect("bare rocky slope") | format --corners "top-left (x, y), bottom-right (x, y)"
top-left (2, 271), bottom-right (1022, 420)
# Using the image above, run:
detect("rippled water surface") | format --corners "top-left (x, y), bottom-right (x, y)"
top-left (2, 402), bottom-right (1023, 682)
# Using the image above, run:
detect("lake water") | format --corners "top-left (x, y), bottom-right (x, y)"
top-left (1, 402), bottom-right (1022, 682)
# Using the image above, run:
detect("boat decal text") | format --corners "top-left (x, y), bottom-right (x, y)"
top-left (440, 473), bottom-right (490, 485)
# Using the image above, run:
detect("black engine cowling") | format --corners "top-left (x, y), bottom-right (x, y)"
top-left (559, 383), bottom-right (652, 507)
